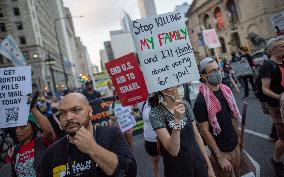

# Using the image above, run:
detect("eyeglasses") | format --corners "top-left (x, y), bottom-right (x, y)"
top-left (206, 67), bottom-right (221, 74)
top-left (273, 43), bottom-right (284, 50)
top-left (58, 107), bottom-right (83, 118)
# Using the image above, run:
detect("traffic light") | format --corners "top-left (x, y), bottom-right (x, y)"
top-left (79, 74), bottom-right (89, 83)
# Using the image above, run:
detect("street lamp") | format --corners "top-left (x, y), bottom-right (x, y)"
top-left (45, 54), bottom-right (57, 92)
top-left (54, 15), bottom-right (83, 90)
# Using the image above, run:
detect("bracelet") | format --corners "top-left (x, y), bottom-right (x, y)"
top-left (168, 120), bottom-right (186, 130)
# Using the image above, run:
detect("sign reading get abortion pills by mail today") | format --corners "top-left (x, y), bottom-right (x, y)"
top-left (130, 12), bottom-right (200, 93)
top-left (105, 53), bottom-right (148, 106)
top-left (0, 66), bottom-right (32, 128)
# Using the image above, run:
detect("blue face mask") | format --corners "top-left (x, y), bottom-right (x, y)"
top-left (207, 71), bottom-right (222, 85)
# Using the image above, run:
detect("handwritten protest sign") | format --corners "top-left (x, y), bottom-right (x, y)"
top-left (230, 61), bottom-right (253, 77)
top-left (271, 10), bottom-right (284, 36)
top-left (105, 53), bottom-right (148, 106)
top-left (202, 29), bottom-right (221, 49)
top-left (113, 104), bottom-right (136, 133)
top-left (130, 12), bottom-right (199, 93)
top-left (0, 66), bottom-right (32, 128)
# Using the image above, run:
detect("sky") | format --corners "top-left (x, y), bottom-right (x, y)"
top-left (63, 0), bottom-right (193, 70)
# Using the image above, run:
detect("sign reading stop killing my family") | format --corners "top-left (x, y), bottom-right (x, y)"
top-left (105, 53), bottom-right (148, 106)
top-left (130, 12), bottom-right (200, 93)
top-left (0, 66), bottom-right (32, 128)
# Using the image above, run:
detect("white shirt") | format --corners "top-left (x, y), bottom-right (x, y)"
top-left (137, 101), bottom-right (157, 142)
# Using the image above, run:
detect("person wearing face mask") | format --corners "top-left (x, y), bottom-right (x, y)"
top-left (148, 86), bottom-right (216, 177)
top-left (83, 80), bottom-right (102, 104)
top-left (40, 93), bottom-right (137, 177)
top-left (193, 57), bottom-right (242, 177)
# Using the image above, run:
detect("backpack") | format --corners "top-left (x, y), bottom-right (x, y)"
top-left (253, 60), bottom-right (278, 102)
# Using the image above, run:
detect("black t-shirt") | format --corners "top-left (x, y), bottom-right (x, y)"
top-left (259, 60), bottom-right (284, 107)
top-left (40, 126), bottom-right (136, 177)
top-left (193, 90), bottom-right (238, 152)
top-left (83, 91), bottom-right (102, 104)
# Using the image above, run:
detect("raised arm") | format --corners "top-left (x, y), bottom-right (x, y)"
top-left (30, 106), bottom-right (56, 141)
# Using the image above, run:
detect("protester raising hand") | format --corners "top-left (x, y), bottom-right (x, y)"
top-left (148, 85), bottom-right (215, 177)
top-left (173, 100), bottom-right (185, 123)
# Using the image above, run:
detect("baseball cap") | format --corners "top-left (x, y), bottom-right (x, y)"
top-left (28, 113), bottom-right (40, 128)
top-left (85, 80), bottom-right (93, 85)
top-left (198, 57), bottom-right (214, 73)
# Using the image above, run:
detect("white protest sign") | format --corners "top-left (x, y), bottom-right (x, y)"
top-left (113, 105), bottom-right (136, 133)
top-left (270, 10), bottom-right (284, 36)
top-left (130, 12), bottom-right (199, 93)
top-left (202, 29), bottom-right (221, 49)
top-left (0, 66), bottom-right (32, 128)
top-left (230, 61), bottom-right (253, 77)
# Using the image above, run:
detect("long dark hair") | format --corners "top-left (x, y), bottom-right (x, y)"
top-left (148, 91), bottom-right (164, 108)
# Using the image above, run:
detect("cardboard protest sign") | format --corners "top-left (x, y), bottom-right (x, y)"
top-left (230, 61), bottom-right (253, 77)
top-left (113, 104), bottom-right (136, 133)
top-left (130, 12), bottom-right (199, 93)
top-left (202, 29), bottom-right (221, 49)
top-left (105, 53), bottom-right (148, 106)
top-left (0, 66), bottom-right (32, 128)
top-left (90, 96), bottom-right (114, 126)
top-left (271, 10), bottom-right (284, 36)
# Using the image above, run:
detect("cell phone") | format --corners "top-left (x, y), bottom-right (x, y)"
top-left (28, 91), bottom-right (40, 108)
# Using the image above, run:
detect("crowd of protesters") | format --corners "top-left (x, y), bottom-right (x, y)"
top-left (1, 36), bottom-right (284, 177)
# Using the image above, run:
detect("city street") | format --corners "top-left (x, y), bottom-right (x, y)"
top-left (133, 90), bottom-right (283, 177)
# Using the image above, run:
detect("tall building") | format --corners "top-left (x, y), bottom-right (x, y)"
top-left (103, 41), bottom-right (114, 61)
top-left (0, 0), bottom-right (78, 91)
top-left (120, 11), bottom-right (131, 32)
top-left (110, 29), bottom-right (136, 58)
top-left (75, 37), bottom-right (93, 82)
top-left (99, 49), bottom-right (107, 71)
top-left (174, 2), bottom-right (190, 18)
top-left (186, 0), bottom-right (284, 62)
top-left (137, 0), bottom-right (157, 18)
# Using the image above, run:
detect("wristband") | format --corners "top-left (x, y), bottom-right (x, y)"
top-left (168, 120), bottom-right (186, 130)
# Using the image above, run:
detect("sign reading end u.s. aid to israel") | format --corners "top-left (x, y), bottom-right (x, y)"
top-left (130, 11), bottom-right (200, 93)
top-left (0, 66), bottom-right (32, 128)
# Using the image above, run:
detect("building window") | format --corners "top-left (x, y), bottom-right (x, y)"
top-left (22, 51), bottom-right (29, 60)
top-left (15, 21), bottom-right (23, 30)
top-left (19, 36), bottom-right (26, 44)
top-left (0, 8), bottom-right (3, 17)
top-left (0, 23), bottom-right (6, 32)
top-left (13, 8), bottom-right (20, 16)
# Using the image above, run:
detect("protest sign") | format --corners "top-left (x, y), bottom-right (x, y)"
top-left (90, 96), bottom-right (114, 126)
top-left (230, 61), bottom-right (253, 77)
top-left (90, 96), bottom-right (143, 134)
top-left (130, 12), bottom-right (199, 93)
top-left (105, 53), bottom-right (148, 106)
top-left (202, 29), bottom-right (221, 49)
top-left (271, 10), bottom-right (284, 36)
top-left (0, 66), bottom-right (32, 128)
top-left (113, 104), bottom-right (136, 133)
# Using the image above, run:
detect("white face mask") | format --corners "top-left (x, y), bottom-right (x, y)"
top-left (177, 86), bottom-right (184, 99)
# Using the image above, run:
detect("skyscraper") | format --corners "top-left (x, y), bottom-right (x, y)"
top-left (137, 0), bottom-right (157, 18)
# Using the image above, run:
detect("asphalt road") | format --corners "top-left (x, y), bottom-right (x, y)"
top-left (133, 89), bottom-right (283, 177)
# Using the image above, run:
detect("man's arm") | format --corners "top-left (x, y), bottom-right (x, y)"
top-left (262, 78), bottom-right (281, 100)
top-left (30, 106), bottom-right (56, 141)
top-left (73, 126), bottom-right (136, 176)
top-left (198, 121), bottom-right (233, 172)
